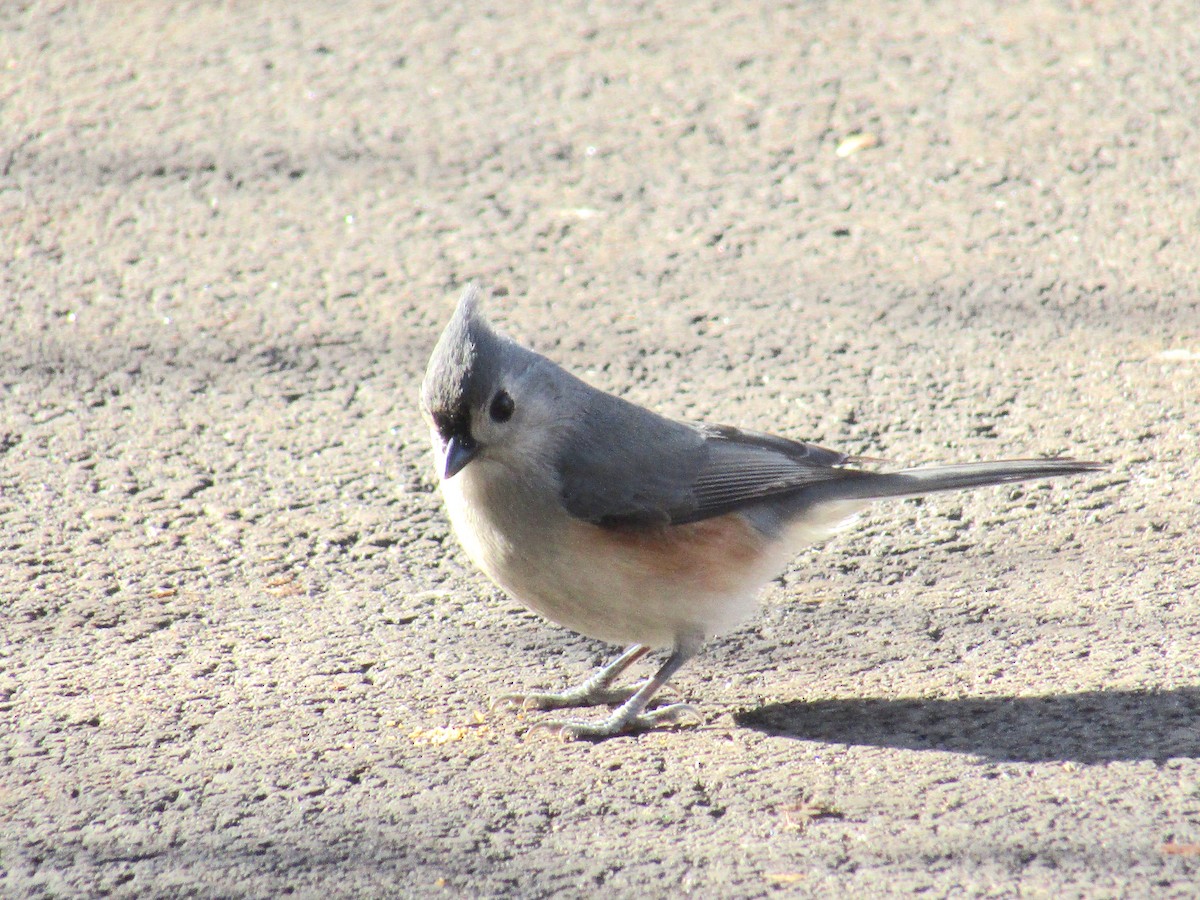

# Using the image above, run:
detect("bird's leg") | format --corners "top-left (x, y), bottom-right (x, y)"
top-left (532, 640), bottom-right (703, 740)
top-left (492, 644), bottom-right (650, 712)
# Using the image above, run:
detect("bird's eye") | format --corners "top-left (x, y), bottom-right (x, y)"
top-left (489, 390), bottom-right (514, 423)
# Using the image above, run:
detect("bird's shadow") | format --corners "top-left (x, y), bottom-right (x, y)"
top-left (736, 687), bottom-right (1200, 764)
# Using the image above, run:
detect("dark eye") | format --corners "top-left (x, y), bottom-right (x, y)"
top-left (489, 390), bottom-right (514, 423)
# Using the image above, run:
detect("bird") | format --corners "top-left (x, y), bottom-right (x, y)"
top-left (419, 284), bottom-right (1105, 740)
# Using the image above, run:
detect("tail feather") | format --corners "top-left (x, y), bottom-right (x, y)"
top-left (827, 459), bottom-right (1107, 503)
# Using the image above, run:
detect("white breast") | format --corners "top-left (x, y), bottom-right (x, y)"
top-left (438, 454), bottom-right (867, 649)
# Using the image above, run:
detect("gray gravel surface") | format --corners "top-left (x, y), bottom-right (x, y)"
top-left (3, 2), bottom-right (1198, 897)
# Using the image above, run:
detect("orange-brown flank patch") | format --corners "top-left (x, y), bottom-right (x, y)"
top-left (570, 512), bottom-right (771, 595)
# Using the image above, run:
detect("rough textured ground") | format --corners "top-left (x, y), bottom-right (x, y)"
top-left (2, 1), bottom-right (1198, 897)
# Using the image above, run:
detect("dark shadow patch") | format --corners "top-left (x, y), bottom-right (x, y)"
top-left (737, 687), bottom-right (1200, 764)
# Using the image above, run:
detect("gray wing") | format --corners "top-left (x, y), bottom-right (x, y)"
top-left (556, 390), bottom-right (865, 527)
top-left (683, 424), bottom-right (868, 524)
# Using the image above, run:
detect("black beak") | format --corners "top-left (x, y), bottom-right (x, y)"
top-left (441, 434), bottom-right (478, 480)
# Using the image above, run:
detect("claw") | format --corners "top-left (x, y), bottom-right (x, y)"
top-left (491, 685), bottom-right (640, 713)
top-left (530, 703), bottom-right (703, 741)
top-left (495, 643), bottom-right (701, 740)
top-left (489, 694), bottom-right (530, 713)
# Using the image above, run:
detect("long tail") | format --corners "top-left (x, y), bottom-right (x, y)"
top-left (824, 458), bottom-right (1107, 503)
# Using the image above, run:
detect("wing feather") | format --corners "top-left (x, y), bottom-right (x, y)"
top-left (556, 401), bottom-right (866, 528)
top-left (680, 425), bottom-right (865, 523)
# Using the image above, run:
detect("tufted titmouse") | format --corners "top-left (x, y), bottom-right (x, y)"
top-left (420, 285), bottom-right (1104, 740)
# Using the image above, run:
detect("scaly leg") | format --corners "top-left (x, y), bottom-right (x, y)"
top-left (492, 644), bottom-right (650, 712)
top-left (533, 641), bottom-right (702, 741)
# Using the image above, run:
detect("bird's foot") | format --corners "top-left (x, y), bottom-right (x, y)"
top-left (529, 702), bottom-right (701, 741)
top-left (491, 685), bottom-right (639, 712)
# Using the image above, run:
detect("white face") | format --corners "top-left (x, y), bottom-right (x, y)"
top-left (467, 363), bottom-right (568, 474)
top-left (425, 357), bottom-right (570, 484)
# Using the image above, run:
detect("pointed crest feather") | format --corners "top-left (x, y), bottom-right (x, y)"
top-left (420, 283), bottom-right (503, 418)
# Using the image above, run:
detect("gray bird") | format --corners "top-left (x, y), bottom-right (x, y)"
top-left (420, 285), bottom-right (1104, 740)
